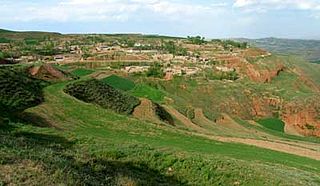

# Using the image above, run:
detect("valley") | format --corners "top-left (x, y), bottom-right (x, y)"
top-left (0, 30), bottom-right (320, 185)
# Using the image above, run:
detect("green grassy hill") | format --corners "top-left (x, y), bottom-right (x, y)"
top-left (1, 81), bottom-right (319, 185)
top-left (0, 67), bottom-right (320, 185)
top-left (0, 29), bottom-right (61, 40)
top-left (1, 32), bottom-right (320, 185)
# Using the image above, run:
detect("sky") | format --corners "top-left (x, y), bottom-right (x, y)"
top-left (1, 0), bottom-right (320, 39)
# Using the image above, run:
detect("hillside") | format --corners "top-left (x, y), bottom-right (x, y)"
top-left (0, 31), bottom-right (320, 185)
top-left (1, 75), bottom-right (320, 185)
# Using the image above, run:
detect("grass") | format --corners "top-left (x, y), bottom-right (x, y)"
top-left (235, 118), bottom-right (320, 143)
top-left (71, 68), bottom-right (95, 77)
top-left (1, 80), bottom-right (320, 185)
top-left (130, 84), bottom-right (166, 103)
top-left (257, 118), bottom-right (285, 132)
top-left (101, 75), bottom-right (135, 91)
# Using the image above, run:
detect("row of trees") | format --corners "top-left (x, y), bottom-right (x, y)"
top-left (161, 41), bottom-right (188, 56)
top-left (187, 36), bottom-right (206, 45)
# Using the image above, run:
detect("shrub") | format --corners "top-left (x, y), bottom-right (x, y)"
top-left (222, 40), bottom-right (248, 50)
top-left (0, 37), bottom-right (11, 43)
top-left (0, 67), bottom-right (45, 116)
top-left (146, 64), bottom-right (164, 78)
top-left (187, 36), bottom-right (206, 45)
top-left (64, 79), bottom-right (140, 115)
top-left (154, 103), bottom-right (174, 125)
top-left (305, 124), bottom-right (316, 130)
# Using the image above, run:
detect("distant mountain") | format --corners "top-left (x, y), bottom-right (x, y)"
top-left (0, 29), bottom-right (14, 33)
top-left (236, 37), bottom-right (320, 63)
top-left (0, 28), bottom-right (61, 40)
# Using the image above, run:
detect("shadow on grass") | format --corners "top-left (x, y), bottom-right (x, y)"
top-left (17, 112), bottom-right (55, 128)
top-left (0, 125), bottom-right (185, 185)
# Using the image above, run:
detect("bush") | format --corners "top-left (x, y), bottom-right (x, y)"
top-left (222, 40), bottom-right (248, 50)
top-left (146, 64), bottom-right (164, 78)
top-left (0, 37), bottom-right (11, 43)
top-left (205, 70), bottom-right (239, 81)
top-left (161, 41), bottom-right (188, 56)
top-left (64, 79), bottom-right (140, 115)
top-left (0, 67), bottom-right (45, 116)
top-left (154, 103), bottom-right (174, 125)
top-left (187, 36), bottom-right (206, 45)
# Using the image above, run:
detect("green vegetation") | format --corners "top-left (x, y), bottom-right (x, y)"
top-left (311, 60), bottom-right (320, 64)
top-left (0, 67), bottom-right (45, 116)
top-left (222, 40), bottom-right (248, 50)
top-left (0, 37), bottom-right (11, 43)
top-left (24, 38), bottom-right (40, 45)
top-left (64, 79), bottom-right (140, 115)
top-left (130, 84), bottom-right (165, 103)
top-left (0, 29), bottom-right (14, 33)
top-left (235, 118), bottom-right (320, 143)
top-left (257, 118), bottom-right (285, 132)
top-left (162, 41), bottom-right (188, 56)
top-left (1, 82), bottom-right (318, 185)
top-left (71, 68), bottom-right (95, 77)
top-left (205, 70), bottom-right (239, 81)
top-left (187, 36), bottom-right (206, 45)
top-left (1, 29), bottom-right (320, 185)
top-left (0, 52), bottom-right (4, 60)
top-left (101, 75), bottom-right (135, 91)
top-left (146, 63), bottom-right (164, 78)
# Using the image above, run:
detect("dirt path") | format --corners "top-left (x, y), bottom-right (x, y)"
top-left (164, 106), bottom-right (320, 160)
top-left (210, 135), bottom-right (320, 161)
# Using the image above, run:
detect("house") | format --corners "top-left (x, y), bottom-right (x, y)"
top-left (183, 67), bottom-right (199, 75)
top-left (123, 66), bottom-right (150, 73)
top-left (216, 66), bottom-right (235, 72)
top-left (54, 55), bottom-right (65, 62)
top-left (153, 54), bottom-right (174, 61)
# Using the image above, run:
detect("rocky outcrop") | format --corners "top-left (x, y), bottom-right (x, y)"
top-left (28, 64), bottom-right (73, 81)
top-left (249, 95), bottom-right (320, 137)
top-left (281, 101), bottom-right (320, 137)
top-left (246, 63), bottom-right (284, 83)
top-left (250, 96), bottom-right (282, 118)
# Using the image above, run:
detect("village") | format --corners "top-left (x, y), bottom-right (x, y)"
top-left (0, 35), bottom-right (271, 80)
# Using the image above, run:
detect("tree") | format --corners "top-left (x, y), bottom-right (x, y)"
top-left (187, 36), bottom-right (206, 45)
top-left (163, 41), bottom-right (176, 55)
top-left (146, 63), bottom-right (164, 78)
top-left (0, 52), bottom-right (4, 60)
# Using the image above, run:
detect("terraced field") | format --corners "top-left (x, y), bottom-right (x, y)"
top-left (1, 75), bottom-right (319, 185)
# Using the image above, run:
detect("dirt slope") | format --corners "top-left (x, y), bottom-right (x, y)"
top-left (133, 99), bottom-right (163, 124)
top-left (163, 106), bottom-right (207, 133)
top-left (29, 64), bottom-right (72, 81)
top-left (162, 107), bottom-right (320, 161)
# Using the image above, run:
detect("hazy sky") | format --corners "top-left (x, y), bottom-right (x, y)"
top-left (1, 0), bottom-right (320, 39)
